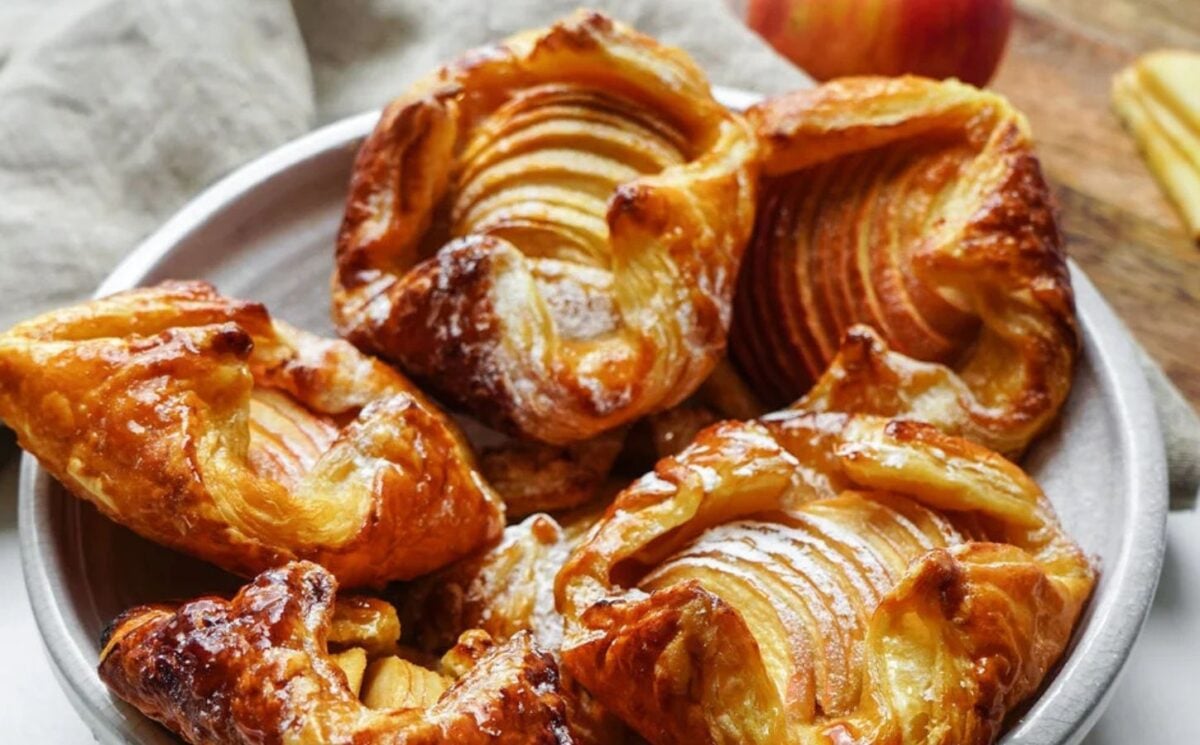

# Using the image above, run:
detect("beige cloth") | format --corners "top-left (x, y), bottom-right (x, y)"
top-left (0, 0), bottom-right (1195, 505)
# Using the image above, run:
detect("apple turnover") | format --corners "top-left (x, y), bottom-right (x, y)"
top-left (732, 77), bottom-right (1077, 456)
top-left (557, 411), bottom-right (1094, 744)
top-left (0, 281), bottom-right (502, 587)
top-left (99, 561), bottom-right (571, 744)
top-left (333, 10), bottom-right (758, 445)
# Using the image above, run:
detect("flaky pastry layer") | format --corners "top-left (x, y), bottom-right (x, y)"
top-left (333, 10), bottom-right (758, 445)
top-left (557, 411), bottom-right (1094, 744)
top-left (0, 281), bottom-right (502, 587)
top-left (99, 562), bottom-right (571, 744)
top-left (732, 76), bottom-right (1077, 456)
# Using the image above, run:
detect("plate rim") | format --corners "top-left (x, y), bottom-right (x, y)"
top-left (18, 87), bottom-right (1168, 745)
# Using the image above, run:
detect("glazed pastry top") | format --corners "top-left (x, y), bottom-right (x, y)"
top-left (0, 281), bottom-right (503, 587)
top-left (333, 10), bottom-right (758, 445)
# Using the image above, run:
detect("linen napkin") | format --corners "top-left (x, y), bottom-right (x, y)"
top-left (0, 0), bottom-right (1195, 506)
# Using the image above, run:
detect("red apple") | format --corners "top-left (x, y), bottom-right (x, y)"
top-left (743, 0), bottom-right (1013, 87)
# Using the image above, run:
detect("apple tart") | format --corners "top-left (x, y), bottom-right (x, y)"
top-left (0, 281), bottom-right (502, 587)
top-left (332, 10), bottom-right (758, 446)
top-left (557, 411), bottom-right (1095, 744)
top-left (731, 76), bottom-right (1077, 456)
top-left (99, 561), bottom-right (571, 744)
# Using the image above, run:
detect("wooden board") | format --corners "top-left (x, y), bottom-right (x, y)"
top-left (991, 0), bottom-right (1200, 407)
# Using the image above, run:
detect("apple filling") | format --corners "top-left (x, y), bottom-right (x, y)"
top-left (246, 388), bottom-right (342, 490)
top-left (450, 83), bottom-right (688, 340)
top-left (731, 139), bottom-right (983, 408)
top-left (638, 492), bottom-right (971, 721)
top-left (325, 595), bottom-right (485, 711)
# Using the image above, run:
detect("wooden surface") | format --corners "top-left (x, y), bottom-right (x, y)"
top-left (990, 0), bottom-right (1200, 408)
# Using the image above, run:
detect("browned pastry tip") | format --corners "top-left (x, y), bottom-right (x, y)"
top-left (400, 508), bottom-right (599, 655)
top-left (399, 506), bottom-right (635, 745)
top-left (731, 76), bottom-right (1077, 457)
top-left (99, 561), bottom-right (573, 744)
top-left (0, 281), bottom-right (502, 587)
top-left (556, 411), bottom-right (1094, 744)
top-left (333, 10), bottom-right (759, 446)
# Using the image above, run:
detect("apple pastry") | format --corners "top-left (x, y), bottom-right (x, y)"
top-left (99, 561), bottom-right (571, 744)
top-left (0, 281), bottom-right (502, 587)
top-left (557, 411), bottom-right (1095, 744)
top-left (332, 10), bottom-right (758, 445)
top-left (731, 76), bottom-right (1077, 456)
top-left (0, 14), bottom-right (1103, 745)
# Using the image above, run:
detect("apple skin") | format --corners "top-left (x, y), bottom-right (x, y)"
top-left (745, 0), bottom-right (1013, 87)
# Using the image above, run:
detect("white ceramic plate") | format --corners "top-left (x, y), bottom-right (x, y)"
top-left (19, 89), bottom-right (1168, 745)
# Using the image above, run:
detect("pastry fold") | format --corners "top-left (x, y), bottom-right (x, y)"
top-left (732, 76), bottom-right (1077, 456)
top-left (400, 509), bottom-right (632, 744)
top-left (556, 411), bottom-right (1094, 744)
top-left (333, 10), bottom-right (758, 445)
top-left (0, 281), bottom-right (502, 587)
top-left (401, 512), bottom-right (589, 654)
top-left (99, 561), bottom-right (571, 744)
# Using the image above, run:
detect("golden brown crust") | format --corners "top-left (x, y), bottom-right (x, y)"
top-left (556, 412), bottom-right (1094, 744)
top-left (333, 10), bottom-right (758, 445)
top-left (478, 398), bottom-right (722, 518)
top-left (401, 513), bottom-right (576, 654)
top-left (398, 508), bottom-right (632, 745)
top-left (99, 562), bottom-right (573, 745)
top-left (0, 281), bottom-right (503, 587)
top-left (731, 76), bottom-right (1077, 456)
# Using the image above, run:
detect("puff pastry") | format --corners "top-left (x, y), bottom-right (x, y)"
top-left (99, 561), bottom-right (571, 744)
top-left (333, 10), bottom-right (758, 445)
top-left (0, 281), bottom-right (502, 587)
top-left (401, 511), bottom-right (590, 654)
top-left (731, 77), bottom-right (1077, 456)
top-left (400, 509), bottom-right (632, 744)
top-left (557, 411), bottom-right (1094, 744)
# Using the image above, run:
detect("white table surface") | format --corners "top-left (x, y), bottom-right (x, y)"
top-left (2, 440), bottom-right (1197, 742)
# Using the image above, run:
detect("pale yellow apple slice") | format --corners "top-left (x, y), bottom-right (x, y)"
top-left (1112, 52), bottom-right (1200, 242)
top-left (330, 647), bottom-right (368, 697)
top-left (361, 656), bottom-right (451, 710)
top-left (1137, 50), bottom-right (1200, 136)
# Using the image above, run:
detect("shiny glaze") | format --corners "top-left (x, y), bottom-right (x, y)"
top-left (0, 281), bottom-right (503, 587)
top-left (557, 411), bottom-right (1095, 744)
top-left (400, 509), bottom-right (633, 744)
top-left (99, 562), bottom-right (572, 744)
top-left (731, 77), bottom-right (1077, 457)
top-left (332, 10), bottom-right (759, 445)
